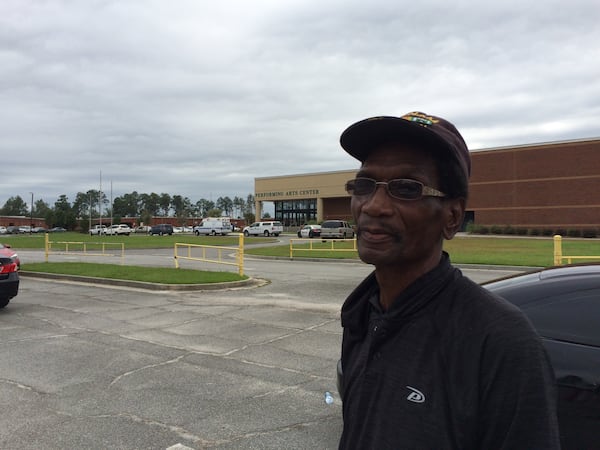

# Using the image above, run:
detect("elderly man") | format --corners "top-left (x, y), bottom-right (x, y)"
top-left (337, 112), bottom-right (560, 449)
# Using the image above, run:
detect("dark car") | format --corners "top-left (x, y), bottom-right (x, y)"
top-left (149, 224), bottom-right (173, 236)
top-left (0, 255), bottom-right (19, 308)
top-left (482, 264), bottom-right (600, 449)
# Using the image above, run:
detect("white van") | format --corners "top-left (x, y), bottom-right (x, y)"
top-left (193, 217), bottom-right (231, 236)
top-left (243, 221), bottom-right (283, 237)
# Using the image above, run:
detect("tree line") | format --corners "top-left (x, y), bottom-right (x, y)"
top-left (0, 191), bottom-right (256, 229)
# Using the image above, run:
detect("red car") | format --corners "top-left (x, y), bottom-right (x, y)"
top-left (0, 243), bottom-right (20, 269)
top-left (0, 243), bottom-right (19, 308)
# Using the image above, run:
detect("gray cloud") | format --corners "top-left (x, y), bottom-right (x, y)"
top-left (1, 0), bottom-right (599, 209)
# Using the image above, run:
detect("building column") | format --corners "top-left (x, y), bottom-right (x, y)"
top-left (317, 197), bottom-right (323, 223)
top-left (255, 200), bottom-right (262, 221)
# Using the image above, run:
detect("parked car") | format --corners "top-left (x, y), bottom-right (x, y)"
top-left (297, 224), bottom-right (321, 238)
top-left (105, 224), bottom-right (131, 236)
top-left (481, 264), bottom-right (600, 449)
top-left (5, 226), bottom-right (20, 234)
top-left (0, 254), bottom-right (19, 308)
top-left (0, 226), bottom-right (7, 234)
top-left (133, 225), bottom-right (152, 234)
top-left (0, 243), bottom-right (20, 269)
top-left (18, 225), bottom-right (31, 234)
top-left (320, 220), bottom-right (354, 239)
top-left (31, 227), bottom-right (48, 233)
top-left (48, 227), bottom-right (67, 233)
top-left (337, 263), bottom-right (600, 449)
top-left (194, 217), bottom-right (231, 236)
top-left (89, 225), bottom-right (107, 236)
top-left (149, 224), bottom-right (173, 236)
top-left (243, 221), bottom-right (283, 237)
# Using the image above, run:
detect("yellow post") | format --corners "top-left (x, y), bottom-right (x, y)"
top-left (238, 232), bottom-right (244, 276)
top-left (290, 239), bottom-right (293, 259)
top-left (44, 232), bottom-right (49, 262)
top-left (553, 235), bottom-right (562, 266)
top-left (174, 244), bottom-right (179, 269)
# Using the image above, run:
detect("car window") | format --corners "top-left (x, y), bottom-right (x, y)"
top-left (519, 288), bottom-right (600, 347)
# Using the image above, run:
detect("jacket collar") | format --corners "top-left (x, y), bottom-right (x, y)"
top-left (341, 252), bottom-right (459, 335)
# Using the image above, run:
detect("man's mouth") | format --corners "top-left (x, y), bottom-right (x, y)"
top-left (359, 228), bottom-right (396, 242)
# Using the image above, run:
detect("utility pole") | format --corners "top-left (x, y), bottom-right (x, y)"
top-left (89, 192), bottom-right (92, 231)
top-left (99, 170), bottom-right (102, 230)
top-left (29, 192), bottom-right (33, 234)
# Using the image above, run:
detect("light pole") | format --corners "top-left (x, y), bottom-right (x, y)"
top-left (29, 192), bottom-right (33, 234)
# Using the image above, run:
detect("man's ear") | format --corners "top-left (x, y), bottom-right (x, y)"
top-left (442, 198), bottom-right (466, 240)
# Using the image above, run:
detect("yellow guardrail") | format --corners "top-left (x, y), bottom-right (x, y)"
top-left (553, 234), bottom-right (600, 265)
top-left (44, 233), bottom-right (125, 263)
top-left (289, 238), bottom-right (357, 259)
top-left (174, 233), bottom-right (244, 276)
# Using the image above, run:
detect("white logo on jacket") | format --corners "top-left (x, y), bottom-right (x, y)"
top-left (406, 386), bottom-right (425, 403)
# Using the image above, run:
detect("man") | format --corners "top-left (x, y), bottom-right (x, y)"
top-left (337, 112), bottom-right (560, 449)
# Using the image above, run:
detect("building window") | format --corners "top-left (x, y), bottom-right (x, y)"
top-left (274, 199), bottom-right (317, 226)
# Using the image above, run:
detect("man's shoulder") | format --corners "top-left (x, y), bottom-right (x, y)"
top-left (437, 272), bottom-right (536, 338)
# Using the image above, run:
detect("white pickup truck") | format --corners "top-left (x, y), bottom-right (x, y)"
top-left (243, 221), bottom-right (283, 237)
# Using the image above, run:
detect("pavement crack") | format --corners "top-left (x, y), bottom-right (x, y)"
top-left (223, 318), bottom-right (338, 356)
top-left (0, 378), bottom-right (47, 395)
top-left (109, 354), bottom-right (190, 387)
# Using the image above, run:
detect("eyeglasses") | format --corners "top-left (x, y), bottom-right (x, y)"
top-left (345, 177), bottom-right (446, 201)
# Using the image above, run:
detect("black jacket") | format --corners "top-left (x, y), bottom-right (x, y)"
top-left (339, 253), bottom-right (560, 449)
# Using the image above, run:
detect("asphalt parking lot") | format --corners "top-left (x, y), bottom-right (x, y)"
top-left (0, 248), bottom-right (520, 449)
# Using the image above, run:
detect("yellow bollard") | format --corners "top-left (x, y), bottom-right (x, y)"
top-left (238, 232), bottom-right (244, 276)
top-left (553, 235), bottom-right (562, 266)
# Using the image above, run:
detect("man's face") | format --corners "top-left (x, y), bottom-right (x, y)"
top-left (351, 143), bottom-right (448, 270)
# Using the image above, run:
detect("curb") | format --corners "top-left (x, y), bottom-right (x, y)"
top-left (19, 271), bottom-right (267, 291)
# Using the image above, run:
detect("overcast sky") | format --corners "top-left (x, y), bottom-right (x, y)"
top-left (2, 0), bottom-right (599, 211)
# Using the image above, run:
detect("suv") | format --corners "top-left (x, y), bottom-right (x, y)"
top-left (105, 224), bottom-right (131, 236)
top-left (243, 221), bottom-right (283, 237)
top-left (149, 224), bottom-right (174, 236)
top-left (320, 220), bottom-right (354, 239)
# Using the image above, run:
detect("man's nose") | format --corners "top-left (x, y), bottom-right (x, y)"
top-left (361, 184), bottom-right (394, 214)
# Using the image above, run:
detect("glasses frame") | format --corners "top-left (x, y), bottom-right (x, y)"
top-left (345, 177), bottom-right (446, 201)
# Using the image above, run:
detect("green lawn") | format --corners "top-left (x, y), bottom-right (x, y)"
top-left (247, 236), bottom-right (600, 267)
top-left (22, 262), bottom-right (246, 284)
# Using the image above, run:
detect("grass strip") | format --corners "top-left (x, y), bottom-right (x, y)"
top-left (247, 236), bottom-right (600, 267)
top-left (22, 262), bottom-right (247, 284)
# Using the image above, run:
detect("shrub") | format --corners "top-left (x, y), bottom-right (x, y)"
top-left (516, 228), bottom-right (528, 236)
top-left (582, 228), bottom-right (598, 238)
top-left (567, 229), bottom-right (581, 237)
top-left (528, 228), bottom-right (541, 236)
top-left (503, 225), bottom-right (516, 235)
top-left (490, 225), bottom-right (503, 234)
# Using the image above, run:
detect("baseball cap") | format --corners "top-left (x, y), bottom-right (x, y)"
top-left (340, 112), bottom-right (471, 180)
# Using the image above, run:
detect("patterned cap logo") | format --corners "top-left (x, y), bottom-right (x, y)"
top-left (401, 112), bottom-right (440, 127)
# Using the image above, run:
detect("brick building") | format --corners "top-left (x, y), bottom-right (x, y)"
top-left (255, 138), bottom-right (600, 232)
